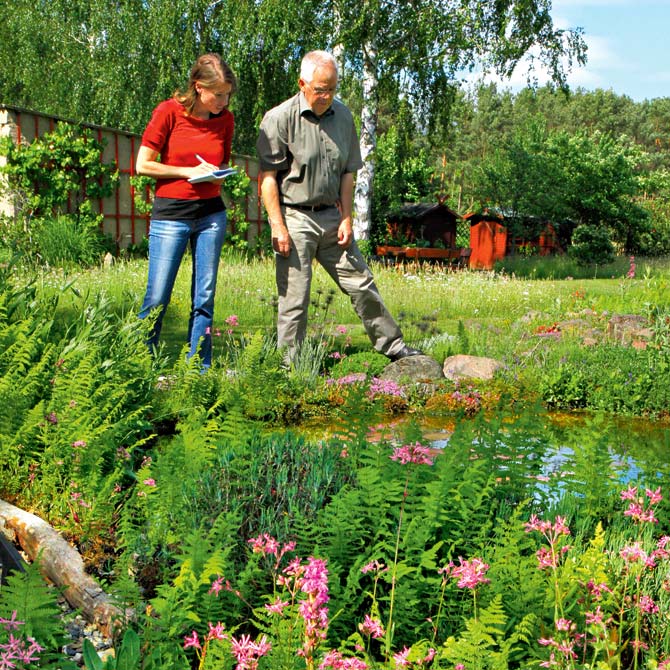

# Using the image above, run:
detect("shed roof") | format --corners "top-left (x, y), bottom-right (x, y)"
top-left (391, 202), bottom-right (460, 221)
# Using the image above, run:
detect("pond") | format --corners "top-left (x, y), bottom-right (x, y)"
top-left (305, 405), bottom-right (670, 517)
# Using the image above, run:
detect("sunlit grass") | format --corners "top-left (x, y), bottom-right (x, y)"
top-left (29, 253), bottom-right (670, 361)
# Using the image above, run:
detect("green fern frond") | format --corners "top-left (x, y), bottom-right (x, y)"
top-left (0, 558), bottom-right (62, 645)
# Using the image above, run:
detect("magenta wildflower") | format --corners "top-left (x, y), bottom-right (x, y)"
top-left (555, 618), bottom-right (573, 632)
top-left (297, 557), bottom-right (330, 659)
top-left (450, 557), bottom-right (491, 589)
top-left (646, 486), bottom-right (663, 504)
top-left (265, 597), bottom-right (290, 615)
top-left (207, 622), bottom-right (226, 640)
top-left (361, 559), bottom-right (386, 574)
top-left (183, 630), bottom-right (201, 650)
top-left (71, 440), bottom-right (87, 449)
top-left (0, 612), bottom-right (24, 631)
top-left (585, 606), bottom-right (604, 625)
top-left (620, 542), bottom-right (654, 567)
top-left (392, 647), bottom-right (411, 668)
top-left (46, 412), bottom-right (58, 425)
top-left (209, 576), bottom-right (226, 595)
top-left (335, 325), bottom-right (348, 334)
top-left (143, 478), bottom-right (156, 487)
top-left (638, 594), bottom-right (660, 614)
top-left (368, 377), bottom-right (405, 398)
top-left (319, 650), bottom-right (368, 669)
top-left (229, 634), bottom-right (271, 670)
top-left (390, 442), bottom-right (434, 466)
top-left (225, 314), bottom-right (239, 327)
top-left (358, 614), bottom-right (385, 639)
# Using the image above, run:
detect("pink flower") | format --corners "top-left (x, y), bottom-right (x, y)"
top-left (639, 594), bottom-right (660, 614)
top-left (184, 630), bottom-right (201, 649)
top-left (620, 542), bottom-right (656, 567)
top-left (71, 440), bottom-right (87, 448)
top-left (620, 485), bottom-right (638, 500)
top-left (265, 597), bottom-right (289, 615)
top-left (335, 325), bottom-right (348, 334)
top-left (143, 478), bottom-right (156, 487)
top-left (390, 442), bottom-right (434, 466)
top-left (646, 487), bottom-right (663, 505)
top-left (207, 621), bottom-right (226, 640)
top-left (209, 576), bottom-right (226, 595)
top-left (0, 612), bottom-right (24, 631)
top-left (320, 650), bottom-right (368, 669)
top-left (555, 618), bottom-right (573, 632)
top-left (585, 607), bottom-right (604, 625)
top-left (361, 560), bottom-right (386, 574)
top-left (230, 634), bottom-right (271, 670)
top-left (225, 314), bottom-right (239, 327)
top-left (450, 557), bottom-right (491, 589)
top-left (358, 614), bottom-right (385, 639)
top-left (393, 647), bottom-right (411, 668)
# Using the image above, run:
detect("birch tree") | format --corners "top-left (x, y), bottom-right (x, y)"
top-left (328, 0), bottom-right (587, 240)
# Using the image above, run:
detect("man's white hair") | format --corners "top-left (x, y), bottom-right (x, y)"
top-left (300, 50), bottom-right (338, 82)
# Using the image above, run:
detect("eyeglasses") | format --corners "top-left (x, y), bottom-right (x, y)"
top-left (305, 82), bottom-right (337, 97)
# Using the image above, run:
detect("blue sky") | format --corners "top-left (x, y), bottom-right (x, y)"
top-left (473, 0), bottom-right (670, 102)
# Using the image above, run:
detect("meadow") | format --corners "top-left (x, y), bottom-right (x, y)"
top-left (1, 253), bottom-right (670, 670)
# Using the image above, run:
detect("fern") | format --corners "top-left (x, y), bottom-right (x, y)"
top-left (0, 559), bottom-right (76, 669)
top-left (441, 595), bottom-right (536, 670)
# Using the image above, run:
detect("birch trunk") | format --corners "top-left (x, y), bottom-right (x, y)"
top-left (353, 44), bottom-right (378, 241)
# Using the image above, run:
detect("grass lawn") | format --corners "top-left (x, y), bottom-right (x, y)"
top-left (36, 251), bottom-right (670, 365)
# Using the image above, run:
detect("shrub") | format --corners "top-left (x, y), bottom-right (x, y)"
top-left (568, 224), bottom-right (616, 266)
top-left (0, 123), bottom-right (118, 267)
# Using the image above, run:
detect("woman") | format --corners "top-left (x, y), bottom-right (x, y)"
top-left (137, 53), bottom-right (236, 369)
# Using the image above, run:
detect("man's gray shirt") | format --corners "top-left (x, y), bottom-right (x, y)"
top-left (256, 92), bottom-right (363, 207)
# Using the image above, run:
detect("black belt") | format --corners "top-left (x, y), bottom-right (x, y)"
top-left (284, 203), bottom-right (335, 212)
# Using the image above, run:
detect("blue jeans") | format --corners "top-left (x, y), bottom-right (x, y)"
top-left (139, 212), bottom-right (227, 368)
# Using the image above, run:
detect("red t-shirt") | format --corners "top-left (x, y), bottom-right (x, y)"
top-left (141, 98), bottom-right (234, 200)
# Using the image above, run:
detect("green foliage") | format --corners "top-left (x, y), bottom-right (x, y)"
top-left (441, 595), bottom-right (536, 670)
top-left (568, 224), bottom-right (616, 266)
top-left (372, 115), bottom-right (435, 242)
top-left (83, 629), bottom-right (141, 670)
top-left (0, 559), bottom-right (75, 669)
top-left (222, 169), bottom-right (253, 254)
top-left (30, 213), bottom-right (111, 268)
top-left (328, 351), bottom-right (390, 379)
top-left (539, 343), bottom-right (670, 418)
top-left (0, 124), bottom-right (118, 267)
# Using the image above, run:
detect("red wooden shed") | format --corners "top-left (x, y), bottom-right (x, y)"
top-left (465, 212), bottom-right (507, 270)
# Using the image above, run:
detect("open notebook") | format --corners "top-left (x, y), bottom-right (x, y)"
top-left (188, 167), bottom-right (238, 184)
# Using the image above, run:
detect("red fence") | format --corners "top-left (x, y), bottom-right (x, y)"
top-left (0, 104), bottom-right (263, 248)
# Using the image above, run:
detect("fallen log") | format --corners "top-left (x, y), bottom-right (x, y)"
top-left (0, 498), bottom-right (127, 636)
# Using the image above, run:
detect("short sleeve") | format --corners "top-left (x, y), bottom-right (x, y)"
top-left (141, 100), bottom-right (175, 153)
top-left (256, 111), bottom-right (290, 172)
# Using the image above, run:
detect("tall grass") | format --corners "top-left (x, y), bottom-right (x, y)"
top-left (28, 252), bottom-right (670, 360)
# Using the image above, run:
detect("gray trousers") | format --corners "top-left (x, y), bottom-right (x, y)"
top-left (276, 206), bottom-right (405, 358)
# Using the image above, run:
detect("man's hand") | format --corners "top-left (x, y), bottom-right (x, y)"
top-left (337, 217), bottom-right (353, 248)
top-left (271, 221), bottom-right (292, 257)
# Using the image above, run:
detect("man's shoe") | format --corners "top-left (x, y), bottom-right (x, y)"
top-left (388, 345), bottom-right (424, 362)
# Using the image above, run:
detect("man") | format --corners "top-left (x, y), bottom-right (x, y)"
top-left (256, 50), bottom-right (422, 363)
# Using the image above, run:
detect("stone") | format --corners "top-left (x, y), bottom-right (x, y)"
top-left (442, 354), bottom-right (503, 381)
top-left (607, 314), bottom-right (653, 345)
top-left (380, 354), bottom-right (445, 384)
